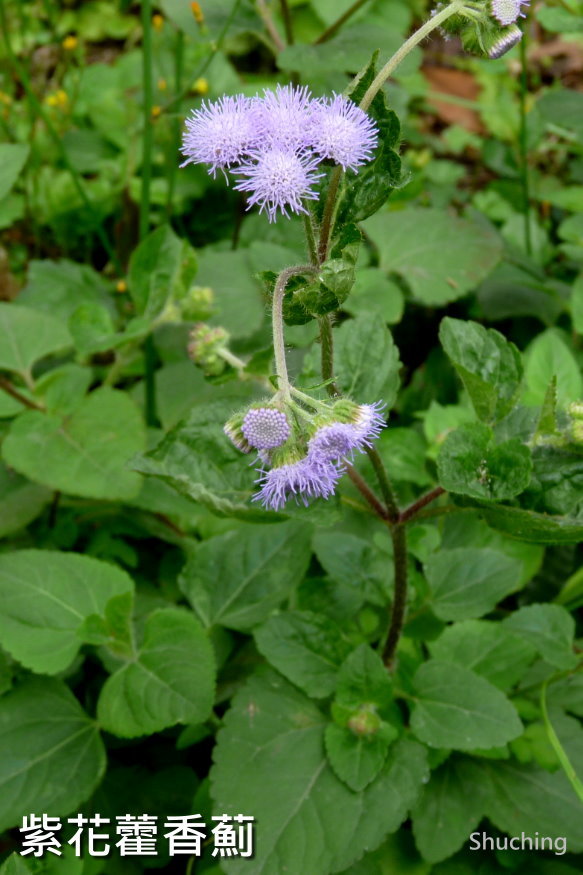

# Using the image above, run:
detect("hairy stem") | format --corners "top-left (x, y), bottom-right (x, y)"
top-left (273, 265), bottom-right (315, 399)
top-left (314, 0), bottom-right (372, 44)
top-left (359, 0), bottom-right (464, 111)
top-left (382, 523), bottom-right (408, 668)
top-left (346, 465), bottom-right (390, 519)
top-left (318, 314), bottom-right (340, 396)
top-left (519, 28), bottom-right (532, 256)
top-left (399, 485), bottom-right (445, 524)
top-left (318, 166), bottom-right (342, 263)
top-left (365, 446), bottom-right (399, 522)
top-left (279, 0), bottom-right (294, 44)
top-left (303, 212), bottom-right (319, 266)
top-left (256, 0), bottom-right (284, 51)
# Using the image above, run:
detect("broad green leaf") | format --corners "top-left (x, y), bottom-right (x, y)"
top-left (410, 660), bottom-right (523, 750)
top-left (529, 442), bottom-right (583, 515)
top-left (18, 258), bottom-right (112, 323)
top-left (425, 548), bottom-right (522, 621)
top-left (97, 608), bottom-right (215, 738)
top-left (197, 249), bottom-right (264, 339)
top-left (482, 759), bottom-right (583, 852)
top-left (503, 604), bottom-right (578, 670)
top-left (0, 303), bottom-right (71, 374)
top-left (334, 312), bottom-right (401, 405)
top-left (343, 268), bottom-right (405, 325)
top-left (473, 500), bottom-right (583, 544)
top-left (33, 363), bottom-right (92, 416)
top-left (362, 208), bottom-right (502, 306)
top-left (0, 144), bottom-right (30, 200)
top-left (0, 463), bottom-right (51, 537)
top-left (180, 521), bottom-right (311, 631)
top-left (439, 317), bottom-right (523, 423)
top-left (0, 550), bottom-right (134, 674)
top-left (437, 422), bottom-right (531, 500)
top-left (210, 671), bottom-right (428, 875)
top-left (128, 224), bottom-right (197, 319)
top-left (0, 854), bottom-right (32, 875)
top-left (325, 720), bottom-right (398, 793)
top-left (412, 756), bottom-right (488, 863)
top-left (522, 329), bottom-right (583, 408)
top-left (335, 644), bottom-right (393, 713)
top-left (313, 530), bottom-right (392, 607)
top-left (537, 88), bottom-right (583, 139)
top-left (0, 678), bottom-right (106, 831)
top-left (254, 610), bottom-right (352, 698)
top-left (3, 387), bottom-right (145, 500)
top-left (375, 428), bottom-right (432, 486)
top-left (429, 620), bottom-right (536, 690)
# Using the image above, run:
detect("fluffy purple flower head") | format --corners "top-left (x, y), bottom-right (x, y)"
top-left (253, 84), bottom-right (314, 150)
top-left (233, 148), bottom-right (324, 222)
top-left (488, 24), bottom-right (523, 58)
top-left (354, 402), bottom-right (386, 441)
top-left (180, 95), bottom-right (257, 177)
top-left (491, 0), bottom-right (529, 26)
top-left (253, 456), bottom-right (341, 511)
top-left (242, 407), bottom-right (291, 450)
top-left (308, 402), bottom-right (386, 464)
top-left (307, 94), bottom-right (378, 172)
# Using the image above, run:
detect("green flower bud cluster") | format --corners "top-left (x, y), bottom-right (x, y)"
top-left (188, 323), bottom-right (230, 376)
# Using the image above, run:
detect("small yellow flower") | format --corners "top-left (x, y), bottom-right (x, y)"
top-left (157, 77), bottom-right (167, 92)
top-left (46, 93), bottom-right (59, 107)
top-left (62, 34), bottom-right (78, 51)
top-left (115, 279), bottom-right (128, 293)
top-left (193, 77), bottom-right (209, 96)
top-left (191, 2), bottom-right (204, 24)
top-left (152, 13), bottom-right (164, 31)
top-left (56, 90), bottom-right (68, 107)
top-left (151, 105), bottom-right (162, 119)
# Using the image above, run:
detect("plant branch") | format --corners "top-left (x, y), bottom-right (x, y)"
top-left (318, 314), bottom-right (340, 396)
top-left (314, 0), bottom-right (371, 45)
top-left (0, 376), bottom-right (43, 411)
top-left (346, 465), bottom-right (390, 519)
top-left (273, 265), bottom-right (315, 399)
top-left (318, 166), bottom-right (342, 263)
top-left (399, 485), bottom-right (445, 524)
top-left (382, 523), bottom-right (407, 668)
top-left (365, 446), bottom-right (399, 522)
top-left (256, 0), bottom-right (284, 51)
top-left (518, 27), bottom-right (532, 256)
top-left (541, 678), bottom-right (583, 803)
top-left (359, 0), bottom-right (464, 111)
top-left (279, 0), bottom-right (294, 44)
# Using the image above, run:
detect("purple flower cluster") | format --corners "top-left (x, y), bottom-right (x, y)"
top-left (181, 85), bottom-right (378, 222)
top-left (490, 0), bottom-right (530, 26)
top-left (252, 402), bottom-right (386, 511)
top-left (242, 407), bottom-right (290, 450)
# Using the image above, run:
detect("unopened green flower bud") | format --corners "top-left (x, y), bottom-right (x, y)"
top-left (224, 410), bottom-right (252, 453)
top-left (181, 285), bottom-right (214, 321)
top-left (188, 323), bottom-right (230, 376)
top-left (347, 705), bottom-right (381, 737)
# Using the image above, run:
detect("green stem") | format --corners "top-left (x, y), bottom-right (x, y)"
top-left (273, 265), bottom-right (315, 399)
top-left (314, 0), bottom-right (371, 45)
top-left (318, 314), bottom-right (340, 397)
top-left (346, 465), bottom-right (389, 519)
top-left (318, 166), bottom-right (342, 263)
top-left (400, 485), bottom-right (445, 524)
top-left (140, 0), bottom-right (154, 240)
top-left (166, 28), bottom-right (184, 219)
top-left (382, 523), bottom-right (408, 668)
top-left (365, 447), bottom-right (399, 522)
top-left (279, 0), bottom-right (294, 44)
top-left (518, 29), bottom-right (532, 256)
top-left (0, 0), bottom-right (117, 267)
top-left (0, 376), bottom-right (43, 411)
top-left (303, 212), bottom-right (319, 266)
top-left (359, 0), bottom-right (464, 111)
top-left (541, 678), bottom-right (583, 803)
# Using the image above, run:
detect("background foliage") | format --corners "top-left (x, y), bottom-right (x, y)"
top-left (0, 0), bottom-right (582, 873)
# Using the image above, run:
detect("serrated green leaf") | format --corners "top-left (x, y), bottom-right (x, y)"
top-left (363, 209), bottom-right (502, 306)
top-left (254, 610), bottom-right (352, 698)
top-left (18, 258), bottom-right (112, 322)
top-left (313, 530), bottom-right (392, 607)
top-left (180, 521), bottom-right (311, 631)
top-left (503, 604), bottom-right (578, 670)
top-left (425, 548), bottom-right (522, 621)
top-left (210, 671), bottom-right (428, 875)
top-left (334, 312), bottom-right (401, 404)
top-left (0, 678), bottom-right (106, 831)
top-left (439, 317), bottom-right (523, 423)
top-left (523, 329), bottom-right (582, 408)
top-left (437, 422), bottom-right (532, 500)
top-left (412, 756), bottom-right (489, 863)
top-left (0, 550), bottom-right (134, 674)
top-left (97, 608), bottom-right (215, 738)
top-left (0, 144), bottom-right (30, 200)
top-left (476, 501), bottom-right (583, 544)
top-left (429, 620), bottom-right (536, 690)
top-left (197, 249), bottom-right (264, 339)
top-left (0, 303), bottom-right (72, 374)
top-left (3, 387), bottom-right (145, 500)
top-left (335, 644), bottom-right (393, 712)
top-left (128, 224), bottom-right (197, 319)
top-left (411, 660), bottom-right (523, 750)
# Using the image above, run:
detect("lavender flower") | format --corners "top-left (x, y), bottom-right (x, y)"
top-left (233, 148), bottom-right (324, 222)
top-left (242, 407), bottom-right (291, 450)
top-left (253, 84), bottom-right (314, 150)
top-left (491, 0), bottom-right (529, 26)
top-left (488, 24), bottom-right (523, 58)
top-left (253, 455), bottom-right (341, 511)
top-left (180, 95), bottom-right (257, 177)
top-left (308, 402), bottom-right (386, 464)
top-left (307, 94), bottom-right (378, 171)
